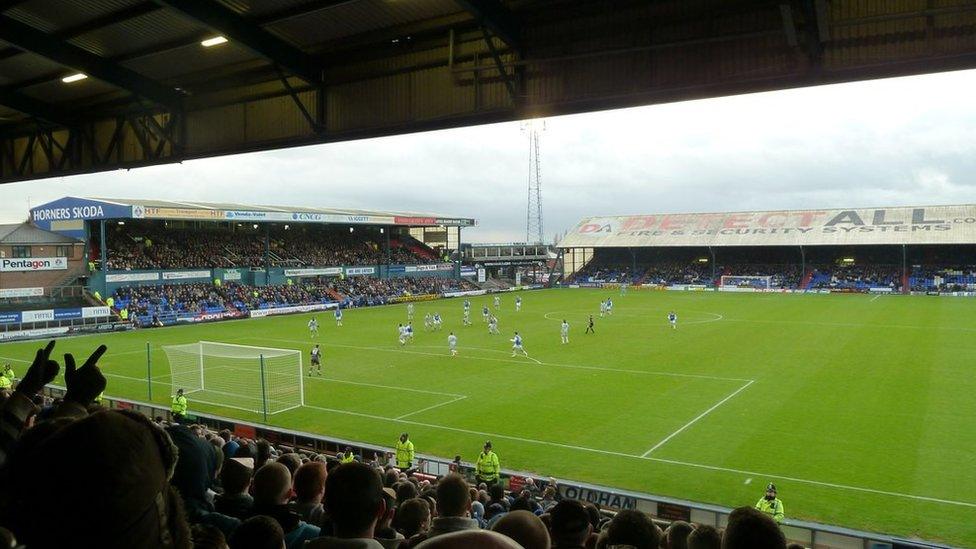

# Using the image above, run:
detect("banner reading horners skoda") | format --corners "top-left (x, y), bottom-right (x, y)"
top-left (559, 205), bottom-right (976, 248)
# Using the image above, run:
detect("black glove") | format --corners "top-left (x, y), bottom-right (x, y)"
top-left (15, 340), bottom-right (60, 396)
top-left (63, 345), bottom-right (107, 406)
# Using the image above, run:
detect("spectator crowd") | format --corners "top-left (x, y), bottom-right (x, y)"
top-left (0, 340), bottom-right (804, 548)
top-left (104, 224), bottom-right (435, 271)
top-left (111, 278), bottom-right (478, 323)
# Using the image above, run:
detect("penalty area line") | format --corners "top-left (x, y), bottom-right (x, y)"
top-left (641, 379), bottom-right (755, 457)
top-left (395, 395), bottom-right (468, 420)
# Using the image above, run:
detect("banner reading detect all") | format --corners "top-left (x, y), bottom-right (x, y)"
top-left (559, 205), bottom-right (976, 248)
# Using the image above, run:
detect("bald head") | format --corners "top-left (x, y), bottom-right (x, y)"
top-left (253, 462), bottom-right (292, 505)
top-left (415, 530), bottom-right (524, 549)
top-left (492, 510), bottom-right (550, 549)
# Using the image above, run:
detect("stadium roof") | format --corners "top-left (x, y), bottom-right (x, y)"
top-left (3, 1), bottom-right (976, 183)
top-left (29, 196), bottom-right (475, 228)
top-left (559, 205), bottom-right (976, 248)
top-left (0, 222), bottom-right (79, 245)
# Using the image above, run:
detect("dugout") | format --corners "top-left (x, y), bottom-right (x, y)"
top-left (558, 205), bottom-right (976, 293)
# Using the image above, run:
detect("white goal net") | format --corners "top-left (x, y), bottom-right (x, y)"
top-left (720, 275), bottom-right (773, 289)
top-left (162, 341), bottom-right (304, 415)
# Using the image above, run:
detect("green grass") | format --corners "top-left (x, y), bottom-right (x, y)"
top-left (2, 288), bottom-right (974, 546)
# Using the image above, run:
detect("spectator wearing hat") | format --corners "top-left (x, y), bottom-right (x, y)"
top-left (754, 483), bottom-right (785, 524)
top-left (475, 441), bottom-right (500, 487)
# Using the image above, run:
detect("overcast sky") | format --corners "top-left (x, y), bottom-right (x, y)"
top-left (3, 69), bottom-right (976, 242)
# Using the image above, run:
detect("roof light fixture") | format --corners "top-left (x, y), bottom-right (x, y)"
top-left (62, 73), bottom-right (87, 83)
top-left (201, 36), bottom-right (228, 48)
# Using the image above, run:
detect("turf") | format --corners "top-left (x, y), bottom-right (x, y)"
top-left (1, 288), bottom-right (974, 546)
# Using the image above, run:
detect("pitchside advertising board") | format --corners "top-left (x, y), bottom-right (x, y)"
top-left (0, 306), bottom-right (110, 325)
top-left (559, 205), bottom-right (976, 248)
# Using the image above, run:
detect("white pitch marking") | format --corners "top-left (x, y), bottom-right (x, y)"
top-left (641, 380), bottom-right (756, 457)
top-left (395, 395), bottom-right (468, 420)
top-left (870, 294), bottom-right (882, 302)
top-left (262, 337), bottom-right (749, 382)
top-left (299, 403), bottom-right (976, 509)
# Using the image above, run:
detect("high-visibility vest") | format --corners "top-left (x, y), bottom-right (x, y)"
top-left (340, 453), bottom-right (355, 463)
top-left (171, 395), bottom-right (188, 415)
top-left (395, 439), bottom-right (415, 468)
top-left (476, 451), bottom-right (500, 481)
top-left (0, 376), bottom-right (11, 390)
top-left (755, 497), bottom-right (785, 523)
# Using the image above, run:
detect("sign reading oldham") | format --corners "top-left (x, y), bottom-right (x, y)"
top-left (559, 205), bottom-right (976, 248)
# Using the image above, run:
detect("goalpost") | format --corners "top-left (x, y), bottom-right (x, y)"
top-left (720, 275), bottom-right (773, 289)
top-left (162, 341), bottom-right (304, 416)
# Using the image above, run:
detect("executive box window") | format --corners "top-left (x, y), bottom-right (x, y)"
top-left (56, 246), bottom-right (69, 257)
top-left (12, 246), bottom-right (30, 258)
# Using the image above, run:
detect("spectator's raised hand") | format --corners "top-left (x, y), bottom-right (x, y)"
top-left (63, 345), bottom-right (108, 406)
top-left (15, 340), bottom-right (60, 396)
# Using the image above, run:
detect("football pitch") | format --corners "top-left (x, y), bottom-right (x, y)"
top-left (1, 288), bottom-right (974, 546)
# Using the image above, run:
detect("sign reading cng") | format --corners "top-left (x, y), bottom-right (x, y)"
top-left (1, 257), bottom-right (68, 272)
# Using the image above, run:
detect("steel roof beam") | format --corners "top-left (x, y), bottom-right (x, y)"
top-left (454, 0), bottom-right (521, 52)
top-left (0, 90), bottom-right (74, 127)
top-left (154, 0), bottom-right (321, 83)
top-left (0, 15), bottom-right (183, 109)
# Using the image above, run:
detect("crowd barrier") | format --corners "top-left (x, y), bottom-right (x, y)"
top-left (35, 386), bottom-right (950, 549)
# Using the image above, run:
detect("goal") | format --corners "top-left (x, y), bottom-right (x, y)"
top-left (720, 275), bottom-right (773, 289)
top-left (162, 341), bottom-right (304, 416)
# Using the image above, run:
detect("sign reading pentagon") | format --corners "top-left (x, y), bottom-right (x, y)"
top-left (559, 206), bottom-right (976, 248)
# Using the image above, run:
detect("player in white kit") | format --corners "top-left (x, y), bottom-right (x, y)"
top-left (398, 324), bottom-right (407, 346)
top-left (493, 295), bottom-right (500, 309)
top-left (308, 317), bottom-right (319, 337)
top-left (560, 320), bottom-right (570, 344)
top-left (407, 303), bottom-right (415, 321)
top-left (488, 315), bottom-right (500, 334)
top-left (424, 313), bottom-right (433, 331)
top-left (510, 332), bottom-right (528, 357)
top-left (599, 300), bottom-right (607, 317)
top-left (448, 332), bottom-right (458, 357)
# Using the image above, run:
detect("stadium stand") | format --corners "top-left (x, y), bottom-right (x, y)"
top-left (111, 278), bottom-right (478, 326)
top-left (0, 344), bottom-right (796, 548)
top-left (105, 223), bottom-right (436, 270)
